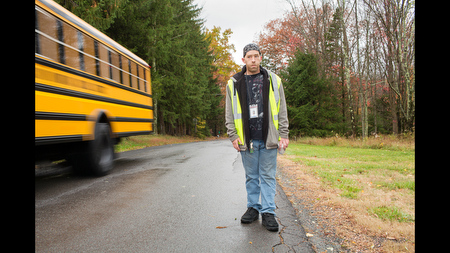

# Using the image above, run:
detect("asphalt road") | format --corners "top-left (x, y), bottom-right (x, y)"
top-left (35, 140), bottom-right (314, 252)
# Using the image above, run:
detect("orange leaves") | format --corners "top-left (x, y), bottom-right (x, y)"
top-left (205, 26), bottom-right (240, 91)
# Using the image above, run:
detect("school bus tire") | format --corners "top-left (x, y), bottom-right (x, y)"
top-left (69, 122), bottom-right (114, 176)
top-left (88, 122), bottom-right (114, 176)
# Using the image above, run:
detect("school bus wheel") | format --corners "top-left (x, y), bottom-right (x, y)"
top-left (69, 122), bottom-right (114, 176)
top-left (88, 122), bottom-right (114, 176)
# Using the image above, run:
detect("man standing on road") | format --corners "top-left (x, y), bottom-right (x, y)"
top-left (225, 43), bottom-right (289, 232)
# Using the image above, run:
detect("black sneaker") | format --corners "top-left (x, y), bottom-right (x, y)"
top-left (261, 213), bottom-right (279, 232)
top-left (241, 207), bottom-right (259, 224)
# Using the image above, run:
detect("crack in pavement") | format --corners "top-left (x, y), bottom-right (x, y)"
top-left (272, 217), bottom-right (288, 252)
top-left (272, 183), bottom-right (315, 253)
top-left (275, 166), bottom-right (345, 253)
top-left (231, 153), bottom-right (316, 252)
top-left (230, 150), bottom-right (333, 252)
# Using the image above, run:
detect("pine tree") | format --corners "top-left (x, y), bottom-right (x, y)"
top-left (59, 0), bottom-right (223, 136)
top-left (54, 0), bottom-right (128, 32)
top-left (283, 52), bottom-right (340, 137)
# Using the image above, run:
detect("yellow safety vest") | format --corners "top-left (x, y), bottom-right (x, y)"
top-left (228, 71), bottom-right (281, 145)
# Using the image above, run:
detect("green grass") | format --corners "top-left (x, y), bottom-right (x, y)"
top-left (284, 141), bottom-right (414, 198)
top-left (286, 144), bottom-right (414, 177)
top-left (114, 134), bottom-right (209, 153)
top-left (283, 140), bottom-right (415, 223)
top-left (369, 206), bottom-right (415, 223)
top-left (375, 180), bottom-right (415, 191)
top-left (279, 137), bottom-right (415, 249)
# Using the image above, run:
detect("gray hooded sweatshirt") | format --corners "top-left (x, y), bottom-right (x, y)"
top-left (225, 66), bottom-right (289, 151)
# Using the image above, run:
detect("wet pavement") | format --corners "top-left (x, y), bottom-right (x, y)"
top-left (35, 140), bottom-right (314, 252)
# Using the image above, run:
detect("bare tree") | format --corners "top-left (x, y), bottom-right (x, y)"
top-left (363, 0), bottom-right (415, 133)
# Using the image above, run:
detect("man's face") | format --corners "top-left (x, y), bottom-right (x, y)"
top-left (242, 50), bottom-right (262, 75)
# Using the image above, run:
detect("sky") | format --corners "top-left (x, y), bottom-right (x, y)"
top-left (193, 0), bottom-right (293, 66)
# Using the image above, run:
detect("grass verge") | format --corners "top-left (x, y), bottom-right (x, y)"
top-left (114, 134), bottom-right (226, 153)
top-left (276, 136), bottom-right (415, 252)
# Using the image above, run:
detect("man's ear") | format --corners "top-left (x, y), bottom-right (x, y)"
top-left (242, 57), bottom-right (245, 64)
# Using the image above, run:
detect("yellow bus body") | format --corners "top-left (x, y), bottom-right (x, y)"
top-left (35, 0), bottom-right (153, 147)
top-left (35, 0), bottom-right (153, 174)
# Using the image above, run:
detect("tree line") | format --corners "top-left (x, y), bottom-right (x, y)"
top-left (257, 0), bottom-right (414, 137)
top-left (54, 0), bottom-right (414, 138)
top-left (55, 0), bottom-right (239, 137)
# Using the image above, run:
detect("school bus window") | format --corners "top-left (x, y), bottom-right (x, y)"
top-left (110, 50), bottom-right (120, 83)
top-left (130, 61), bottom-right (137, 89)
top-left (119, 54), bottom-right (123, 84)
top-left (128, 59), bottom-right (132, 87)
top-left (63, 22), bottom-right (80, 70)
top-left (83, 34), bottom-right (96, 75)
top-left (143, 68), bottom-right (147, 92)
top-left (94, 40), bottom-right (100, 76)
top-left (37, 8), bottom-right (58, 62)
top-left (138, 65), bottom-right (146, 91)
top-left (108, 50), bottom-right (112, 79)
top-left (122, 58), bottom-right (130, 87)
top-left (77, 31), bottom-right (85, 71)
top-left (56, 19), bottom-right (65, 64)
top-left (136, 63), bottom-right (140, 90)
top-left (35, 9), bottom-right (40, 55)
top-left (98, 43), bottom-right (109, 80)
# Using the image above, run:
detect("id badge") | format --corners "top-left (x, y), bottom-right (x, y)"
top-left (249, 104), bottom-right (258, 119)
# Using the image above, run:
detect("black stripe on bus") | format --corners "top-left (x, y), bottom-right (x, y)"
top-left (36, 83), bottom-right (154, 110)
top-left (35, 135), bottom-right (83, 146)
top-left (116, 131), bottom-right (152, 138)
top-left (36, 56), bottom-right (152, 98)
top-left (35, 111), bottom-right (154, 123)
top-left (35, 111), bottom-right (86, 121)
top-left (113, 117), bottom-right (154, 123)
top-left (36, 131), bottom-right (153, 146)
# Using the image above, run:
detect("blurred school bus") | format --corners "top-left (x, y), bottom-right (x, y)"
top-left (35, 0), bottom-right (153, 176)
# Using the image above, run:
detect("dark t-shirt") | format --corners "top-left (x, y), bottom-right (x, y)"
top-left (245, 73), bottom-right (264, 140)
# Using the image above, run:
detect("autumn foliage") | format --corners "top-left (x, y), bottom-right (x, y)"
top-left (256, 0), bottom-right (415, 137)
top-left (205, 26), bottom-right (241, 135)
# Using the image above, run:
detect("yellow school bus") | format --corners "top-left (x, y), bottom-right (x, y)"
top-left (35, 0), bottom-right (153, 176)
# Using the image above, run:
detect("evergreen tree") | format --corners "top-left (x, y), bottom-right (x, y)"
top-left (283, 51), bottom-right (340, 137)
top-left (55, 0), bottom-right (128, 32)
top-left (105, 0), bottom-right (217, 135)
top-left (57, 0), bottom-right (225, 136)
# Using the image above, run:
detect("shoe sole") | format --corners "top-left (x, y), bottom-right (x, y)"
top-left (262, 218), bottom-right (279, 231)
top-left (263, 224), bottom-right (279, 232)
top-left (241, 216), bottom-right (258, 224)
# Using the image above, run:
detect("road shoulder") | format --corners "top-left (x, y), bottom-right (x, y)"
top-left (276, 158), bottom-right (346, 253)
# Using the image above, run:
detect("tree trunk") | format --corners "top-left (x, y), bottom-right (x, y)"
top-left (340, 8), bottom-right (356, 138)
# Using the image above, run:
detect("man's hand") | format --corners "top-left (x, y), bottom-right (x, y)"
top-left (232, 138), bottom-right (242, 152)
top-left (278, 138), bottom-right (289, 151)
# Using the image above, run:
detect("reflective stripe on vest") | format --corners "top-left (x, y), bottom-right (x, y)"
top-left (228, 77), bottom-right (244, 144)
top-left (268, 70), bottom-right (280, 131)
top-left (228, 71), bottom-right (281, 144)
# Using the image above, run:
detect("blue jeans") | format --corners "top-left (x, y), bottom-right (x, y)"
top-left (241, 140), bottom-right (277, 215)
